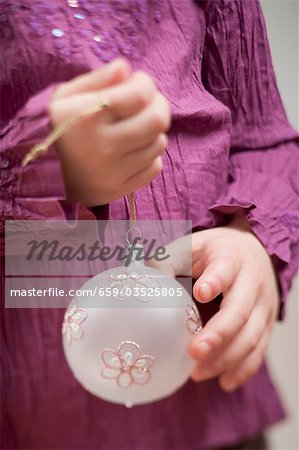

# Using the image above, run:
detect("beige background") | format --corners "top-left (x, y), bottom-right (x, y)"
top-left (260, 1), bottom-right (298, 449)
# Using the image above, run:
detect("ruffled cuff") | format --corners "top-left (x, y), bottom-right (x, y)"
top-left (209, 170), bottom-right (299, 319)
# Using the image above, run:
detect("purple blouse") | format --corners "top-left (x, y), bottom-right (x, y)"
top-left (1, 0), bottom-right (298, 449)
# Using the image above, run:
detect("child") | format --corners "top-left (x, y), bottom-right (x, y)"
top-left (1, 0), bottom-right (298, 448)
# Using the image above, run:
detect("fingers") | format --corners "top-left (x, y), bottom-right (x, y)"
top-left (123, 133), bottom-right (168, 177)
top-left (53, 58), bottom-right (131, 98)
top-left (147, 234), bottom-right (193, 277)
top-left (193, 250), bottom-right (240, 303)
top-left (87, 157), bottom-right (164, 205)
top-left (85, 134), bottom-right (167, 198)
top-left (190, 303), bottom-right (270, 382)
top-left (189, 274), bottom-right (257, 360)
top-left (218, 329), bottom-right (270, 392)
top-left (215, 304), bottom-right (270, 371)
top-left (108, 92), bottom-right (171, 150)
top-left (52, 71), bottom-right (157, 124)
top-left (123, 157), bottom-right (163, 193)
top-left (104, 71), bottom-right (157, 120)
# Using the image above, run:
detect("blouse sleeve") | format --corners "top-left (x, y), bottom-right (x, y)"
top-left (202, 0), bottom-right (299, 318)
top-left (0, 85), bottom-right (104, 228)
top-left (0, 84), bottom-right (77, 222)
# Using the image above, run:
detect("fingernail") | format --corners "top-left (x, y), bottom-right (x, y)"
top-left (197, 341), bottom-right (211, 356)
top-left (198, 282), bottom-right (212, 301)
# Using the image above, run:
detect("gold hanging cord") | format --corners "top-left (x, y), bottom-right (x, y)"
top-left (126, 192), bottom-right (142, 245)
top-left (22, 98), bottom-right (110, 167)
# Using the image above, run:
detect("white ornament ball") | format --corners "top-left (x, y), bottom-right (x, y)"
top-left (62, 259), bottom-right (202, 407)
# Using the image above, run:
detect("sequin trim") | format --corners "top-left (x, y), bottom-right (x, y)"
top-left (4, 0), bottom-right (162, 61)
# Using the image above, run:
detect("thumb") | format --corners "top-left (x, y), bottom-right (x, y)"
top-left (53, 58), bottom-right (131, 99)
top-left (147, 235), bottom-right (192, 277)
top-left (193, 254), bottom-right (239, 303)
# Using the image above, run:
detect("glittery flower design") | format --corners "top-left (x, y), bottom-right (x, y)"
top-left (100, 341), bottom-right (154, 388)
top-left (5, 0), bottom-right (163, 61)
top-left (62, 306), bottom-right (88, 344)
top-left (102, 268), bottom-right (161, 302)
top-left (185, 304), bottom-right (202, 335)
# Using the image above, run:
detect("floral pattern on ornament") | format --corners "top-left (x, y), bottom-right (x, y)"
top-left (100, 341), bottom-right (154, 388)
top-left (185, 303), bottom-right (202, 335)
top-left (101, 267), bottom-right (161, 302)
top-left (62, 306), bottom-right (88, 344)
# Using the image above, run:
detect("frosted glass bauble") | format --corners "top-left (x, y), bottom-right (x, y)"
top-left (62, 259), bottom-right (202, 407)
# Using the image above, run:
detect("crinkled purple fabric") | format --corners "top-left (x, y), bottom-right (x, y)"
top-left (0, 0), bottom-right (298, 448)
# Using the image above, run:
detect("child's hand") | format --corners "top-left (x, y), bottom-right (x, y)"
top-left (189, 215), bottom-right (279, 392)
top-left (151, 214), bottom-right (279, 392)
top-left (49, 58), bottom-right (170, 206)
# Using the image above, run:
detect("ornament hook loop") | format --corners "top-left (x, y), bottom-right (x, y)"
top-left (126, 226), bottom-right (142, 245)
